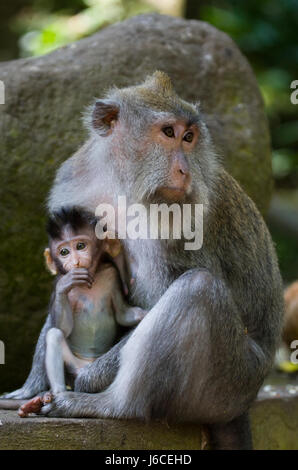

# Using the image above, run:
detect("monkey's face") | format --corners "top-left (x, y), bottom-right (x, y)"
top-left (142, 117), bottom-right (199, 203)
top-left (90, 71), bottom-right (218, 207)
top-left (50, 225), bottom-right (101, 274)
top-left (95, 109), bottom-right (202, 205)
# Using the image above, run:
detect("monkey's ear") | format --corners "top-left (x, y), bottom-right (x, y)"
top-left (92, 100), bottom-right (119, 136)
top-left (44, 248), bottom-right (57, 275)
top-left (105, 239), bottom-right (122, 258)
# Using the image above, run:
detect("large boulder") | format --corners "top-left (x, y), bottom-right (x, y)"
top-left (0, 13), bottom-right (272, 392)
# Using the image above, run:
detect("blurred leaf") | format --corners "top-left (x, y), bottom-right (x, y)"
top-left (14, 0), bottom-right (155, 57)
top-left (272, 149), bottom-right (298, 179)
top-left (274, 121), bottom-right (298, 147)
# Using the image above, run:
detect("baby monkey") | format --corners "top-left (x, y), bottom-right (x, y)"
top-left (19, 207), bottom-right (146, 417)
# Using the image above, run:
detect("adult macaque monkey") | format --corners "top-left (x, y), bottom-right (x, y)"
top-left (4, 72), bottom-right (283, 449)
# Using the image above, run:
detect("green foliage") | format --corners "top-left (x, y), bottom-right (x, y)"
top-left (199, 0), bottom-right (298, 180)
top-left (13, 0), bottom-right (155, 57)
top-left (197, 0), bottom-right (298, 280)
top-left (271, 228), bottom-right (298, 283)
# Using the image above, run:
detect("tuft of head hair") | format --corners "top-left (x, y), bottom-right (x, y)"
top-left (141, 71), bottom-right (174, 97)
top-left (47, 207), bottom-right (97, 241)
top-left (122, 71), bottom-right (198, 117)
top-left (89, 71), bottom-right (200, 126)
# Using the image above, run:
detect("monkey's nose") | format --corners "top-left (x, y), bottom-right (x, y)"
top-left (179, 168), bottom-right (189, 177)
top-left (178, 167), bottom-right (191, 188)
top-left (72, 256), bottom-right (80, 267)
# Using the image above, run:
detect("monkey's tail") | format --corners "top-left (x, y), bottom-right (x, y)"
top-left (0, 399), bottom-right (27, 410)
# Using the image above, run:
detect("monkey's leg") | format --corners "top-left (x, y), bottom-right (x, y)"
top-left (46, 328), bottom-right (68, 394)
top-left (46, 327), bottom-right (91, 394)
top-left (0, 315), bottom-right (52, 399)
top-left (40, 269), bottom-right (265, 446)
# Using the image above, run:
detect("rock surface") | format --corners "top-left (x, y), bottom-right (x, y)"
top-left (0, 13), bottom-right (271, 391)
top-left (0, 386), bottom-right (297, 450)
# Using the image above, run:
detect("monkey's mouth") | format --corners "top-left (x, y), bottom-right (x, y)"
top-left (156, 186), bottom-right (188, 202)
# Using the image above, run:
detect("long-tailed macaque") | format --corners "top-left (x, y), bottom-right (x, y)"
top-left (18, 207), bottom-right (146, 417)
top-left (2, 72), bottom-right (283, 449)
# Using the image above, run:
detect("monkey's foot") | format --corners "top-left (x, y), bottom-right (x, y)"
top-left (18, 392), bottom-right (53, 418)
top-left (39, 391), bottom-right (111, 418)
top-left (18, 396), bottom-right (43, 417)
top-left (40, 391), bottom-right (86, 418)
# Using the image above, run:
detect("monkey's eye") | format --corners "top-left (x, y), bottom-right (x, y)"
top-left (60, 248), bottom-right (70, 257)
top-left (162, 126), bottom-right (175, 138)
top-left (183, 132), bottom-right (194, 143)
top-left (76, 242), bottom-right (86, 250)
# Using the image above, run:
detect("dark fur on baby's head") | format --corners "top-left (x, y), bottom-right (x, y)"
top-left (47, 207), bottom-right (97, 241)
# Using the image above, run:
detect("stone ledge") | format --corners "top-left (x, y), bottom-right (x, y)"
top-left (251, 384), bottom-right (298, 450)
top-left (0, 386), bottom-right (297, 450)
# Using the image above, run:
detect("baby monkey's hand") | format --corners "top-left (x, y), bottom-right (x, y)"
top-left (133, 307), bottom-right (148, 322)
top-left (56, 268), bottom-right (94, 295)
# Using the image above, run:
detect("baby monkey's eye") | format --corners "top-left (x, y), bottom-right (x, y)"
top-left (162, 126), bottom-right (175, 138)
top-left (76, 242), bottom-right (86, 250)
top-left (60, 248), bottom-right (70, 257)
top-left (183, 132), bottom-right (194, 143)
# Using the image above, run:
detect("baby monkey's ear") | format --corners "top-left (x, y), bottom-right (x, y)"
top-left (105, 239), bottom-right (122, 258)
top-left (44, 248), bottom-right (57, 275)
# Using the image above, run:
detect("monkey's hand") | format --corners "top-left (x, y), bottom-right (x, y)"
top-left (56, 268), bottom-right (94, 295)
top-left (133, 307), bottom-right (148, 322)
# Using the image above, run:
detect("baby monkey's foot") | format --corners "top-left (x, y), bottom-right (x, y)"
top-left (18, 392), bottom-right (53, 418)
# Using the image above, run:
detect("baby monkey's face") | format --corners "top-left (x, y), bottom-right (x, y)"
top-left (53, 225), bottom-right (100, 272)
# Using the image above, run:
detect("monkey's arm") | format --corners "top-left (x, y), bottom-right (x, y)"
top-left (112, 252), bottom-right (129, 296)
top-left (115, 304), bottom-right (147, 327)
top-left (0, 314), bottom-right (52, 400)
top-left (51, 292), bottom-right (73, 338)
top-left (112, 282), bottom-right (147, 327)
top-left (52, 268), bottom-right (93, 337)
